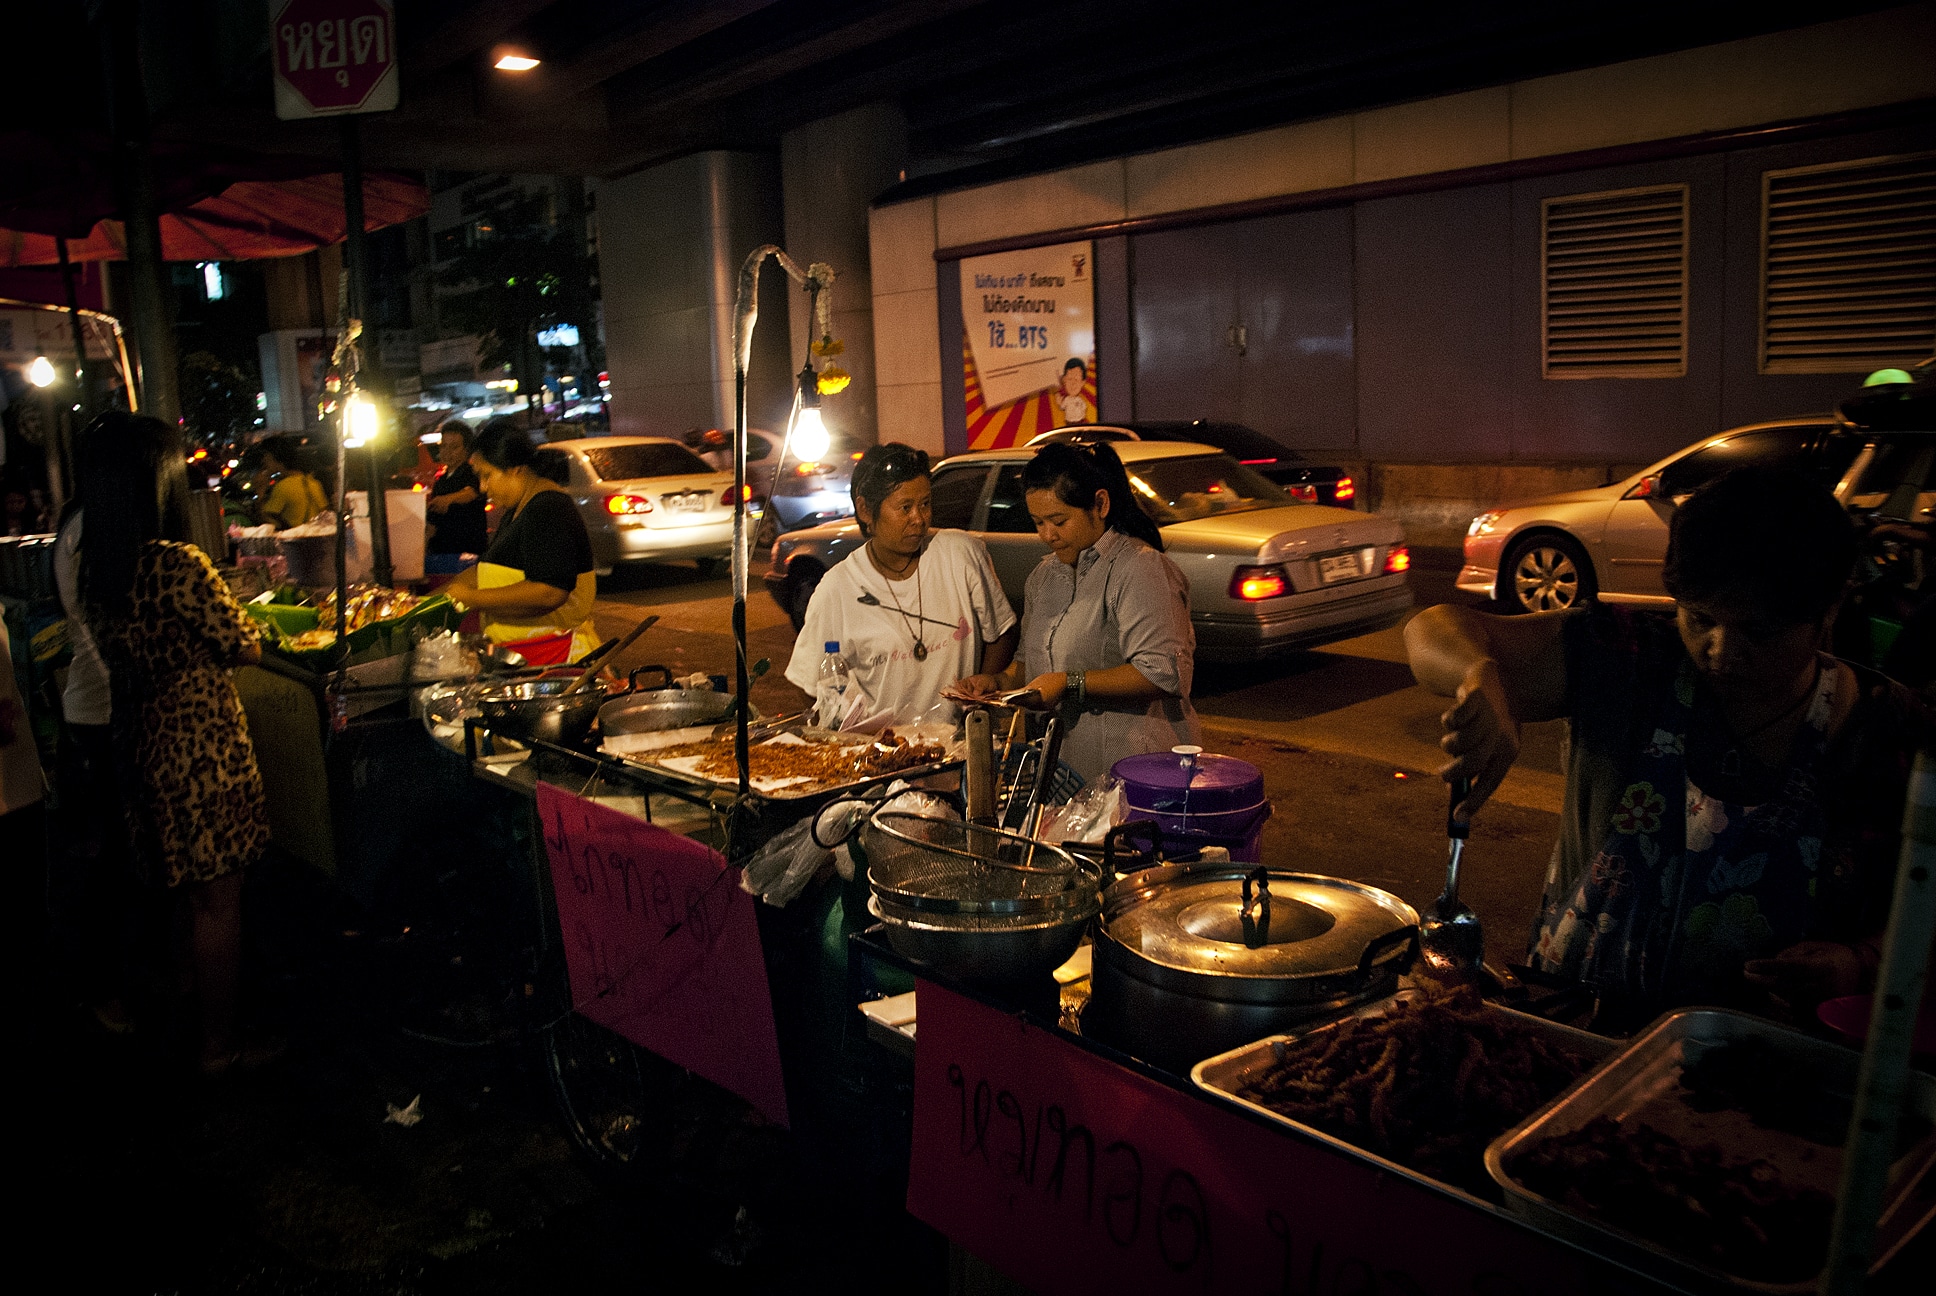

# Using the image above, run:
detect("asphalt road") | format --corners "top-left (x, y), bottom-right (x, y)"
top-left (587, 545), bottom-right (1570, 968)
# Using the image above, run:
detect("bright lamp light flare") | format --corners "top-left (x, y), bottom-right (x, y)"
top-left (343, 394), bottom-right (379, 449)
top-left (791, 406), bottom-right (830, 463)
top-left (28, 356), bottom-right (57, 387)
top-left (495, 54), bottom-right (540, 71)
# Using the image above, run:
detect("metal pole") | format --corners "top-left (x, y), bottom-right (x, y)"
top-left (733, 360), bottom-right (751, 799)
top-left (340, 115), bottom-right (391, 587)
top-left (56, 237), bottom-right (93, 422)
top-left (104, 0), bottom-right (179, 425)
top-left (1822, 747), bottom-right (1936, 1293)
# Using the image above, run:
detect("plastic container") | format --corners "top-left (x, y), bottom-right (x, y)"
top-left (1110, 745), bottom-right (1272, 860)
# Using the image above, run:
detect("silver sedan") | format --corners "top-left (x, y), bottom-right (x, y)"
top-left (532, 436), bottom-right (740, 575)
top-left (1458, 418), bottom-right (1854, 612)
top-left (765, 440), bottom-right (1412, 662)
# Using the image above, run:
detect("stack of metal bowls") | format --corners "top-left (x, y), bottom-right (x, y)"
top-left (864, 810), bottom-right (1100, 985)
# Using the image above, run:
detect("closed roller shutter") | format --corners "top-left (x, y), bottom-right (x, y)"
top-left (1541, 185), bottom-right (1688, 379)
top-left (1760, 152), bottom-right (1936, 375)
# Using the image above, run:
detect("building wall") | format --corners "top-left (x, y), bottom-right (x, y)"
top-left (780, 103), bottom-right (908, 449)
top-left (599, 152), bottom-right (792, 440)
top-left (867, 3), bottom-right (1936, 539)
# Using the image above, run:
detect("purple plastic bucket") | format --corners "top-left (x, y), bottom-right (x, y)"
top-left (1111, 746), bottom-right (1272, 862)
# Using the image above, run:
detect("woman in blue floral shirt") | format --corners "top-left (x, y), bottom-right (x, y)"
top-left (1407, 466), bottom-right (1931, 1030)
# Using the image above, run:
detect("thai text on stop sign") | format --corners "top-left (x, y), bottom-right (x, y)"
top-left (279, 13), bottom-right (388, 88)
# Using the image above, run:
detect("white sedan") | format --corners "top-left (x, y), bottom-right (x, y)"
top-left (532, 436), bottom-right (743, 575)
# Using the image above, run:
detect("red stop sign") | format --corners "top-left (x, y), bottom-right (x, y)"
top-left (270, 0), bottom-right (399, 119)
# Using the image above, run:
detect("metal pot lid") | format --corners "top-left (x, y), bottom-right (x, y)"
top-left (1100, 862), bottom-right (1417, 985)
top-left (1111, 746), bottom-right (1264, 816)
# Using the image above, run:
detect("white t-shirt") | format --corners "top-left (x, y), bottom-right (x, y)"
top-left (54, 512), bottom-right (111, 727)
top-left (785, 529), bottom-right (1016, 728)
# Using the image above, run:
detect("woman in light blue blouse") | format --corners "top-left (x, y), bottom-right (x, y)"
top-left (954, 442), bottom-right (1200, 780)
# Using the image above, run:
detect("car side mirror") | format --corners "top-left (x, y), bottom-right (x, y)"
top-left (1625, 474), bottom-right (1663, 501)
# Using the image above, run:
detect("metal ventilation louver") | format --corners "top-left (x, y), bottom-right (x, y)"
top-left (1761, 151), bottom-right (1936, 375)
top-left (1542, 185), bottom-right (1688, 379)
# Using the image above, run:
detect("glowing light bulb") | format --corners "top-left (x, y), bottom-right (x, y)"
top-left (343, 394), bottom-right (380, 449)
top-left (494, 53), bottom-right (539, 71)
top-left (28, 356), bottom-right (56, 387)
top-left (792, 406), bottom-right (830, 463)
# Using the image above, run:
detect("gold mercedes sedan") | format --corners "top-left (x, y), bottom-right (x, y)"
top-left (768, 441), bottom-right (1412, 661)
top-left (1458, 417), bottom-right (1853, 613)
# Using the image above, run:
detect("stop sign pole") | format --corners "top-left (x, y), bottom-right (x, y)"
top-left (270, 0), bottom-right (397, 586)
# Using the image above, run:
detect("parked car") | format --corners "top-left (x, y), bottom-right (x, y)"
top-left (683, 426), bottom-right (858, 531)
top-left (1457, 418), bottom-right (1861, 613)
top-left (766, 440), bottom-right (1412, 661)
top-left (532, 436), bottom-right (740, 575)
top-left (1026, 421), bottom-right (1356, 507)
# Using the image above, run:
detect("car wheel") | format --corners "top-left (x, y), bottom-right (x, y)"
top-left (784, 562), bottom-right (824, 632)
top-left (1502, 533), bottom-right (1596, 613)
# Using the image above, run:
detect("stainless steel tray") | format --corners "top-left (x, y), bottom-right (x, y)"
top-left (609, 735), bottom-right (961, 802)
top-left (1485, 1007), bottom-right (1936, 1293)
top-left (1191, 990), bottom-right (1620, 1206)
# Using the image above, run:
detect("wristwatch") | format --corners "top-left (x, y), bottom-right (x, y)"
top-left (1069, 670), bottom-right (1086, 707)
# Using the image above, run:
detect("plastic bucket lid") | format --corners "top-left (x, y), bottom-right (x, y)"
top-left (1112, 746), bottom-right (1265, 817)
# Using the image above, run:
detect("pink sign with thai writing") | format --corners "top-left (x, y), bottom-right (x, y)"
top-left (907, 979), bottom-right (1624, 1295)
top-left (537, 783), bottom-right (788, 1127)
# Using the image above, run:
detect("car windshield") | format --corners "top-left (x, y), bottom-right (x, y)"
top-left (582, 443), bottom-right (712, 481)
top-left (1126, 454), bottom-right (1291, 523)
top-left (1842, 438), bottom-right (1936, 522)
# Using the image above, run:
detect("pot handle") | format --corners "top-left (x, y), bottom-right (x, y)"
top-left (1356, 924), bottom-right (1421, 979)
top-left (1102, 818), bottom-right (1162, 878)
top-left (627, 664), bottom-right (674, 694)
top-left (1240, 866), bottom-right (1271, 948)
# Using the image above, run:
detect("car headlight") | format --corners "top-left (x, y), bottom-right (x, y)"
top-left (1468, 510), bottom-right (1504, 538)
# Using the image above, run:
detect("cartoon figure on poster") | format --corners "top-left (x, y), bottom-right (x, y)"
top-left (960, 240), bottom-right (1096, 450)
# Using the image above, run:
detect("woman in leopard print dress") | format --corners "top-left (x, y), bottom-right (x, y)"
top-left (81, 413), bottom-right (269, 1074)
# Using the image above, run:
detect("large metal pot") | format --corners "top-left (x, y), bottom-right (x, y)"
top-left (596, 664), bottom-right (738, 736)
top-left (475, 678), bottom-right (609, 746)
top-left (1085, 861), bottom-right (1418, 1073)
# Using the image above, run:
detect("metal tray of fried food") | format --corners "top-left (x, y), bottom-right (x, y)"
top-left (1485, 1008), bottom-right (1936, 1293)
top-left (1191, 988), bottom-right (1619, 1206)
top-left (611, 730), bottom-right (961, 801)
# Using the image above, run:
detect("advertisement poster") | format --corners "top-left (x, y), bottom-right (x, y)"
top-left (960, 240), bottom-right (1095, 449)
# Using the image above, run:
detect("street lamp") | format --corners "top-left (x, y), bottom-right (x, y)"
top-left (28, 355), bottom-right (56, 388)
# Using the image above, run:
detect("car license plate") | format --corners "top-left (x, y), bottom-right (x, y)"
top-left (665, 492), bottom-right (707, 514)
top-left (1318, 553), bottom-right (1361, 584)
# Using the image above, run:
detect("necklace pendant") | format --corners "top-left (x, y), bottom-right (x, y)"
top-left (912, 641), bottom-right (928, 662)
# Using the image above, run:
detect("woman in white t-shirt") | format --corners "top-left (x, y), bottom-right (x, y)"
top-left (785, 443), bottom-right (1017, 728)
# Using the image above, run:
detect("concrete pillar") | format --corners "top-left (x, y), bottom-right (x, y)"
top-left (598, 152), bottom-right (792, 440)
top-left (780, 103), bottom-right (909, 450)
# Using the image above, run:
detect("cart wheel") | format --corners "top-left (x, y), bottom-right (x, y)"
top-left (543, 1012), bottom-right (683, 1185)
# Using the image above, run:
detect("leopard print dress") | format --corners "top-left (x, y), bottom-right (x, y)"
top-left (96, 540), bottom-right (270, 886)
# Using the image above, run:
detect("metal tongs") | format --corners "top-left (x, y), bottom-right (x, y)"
top-left (1419, 776), bottom-right (1485, 981)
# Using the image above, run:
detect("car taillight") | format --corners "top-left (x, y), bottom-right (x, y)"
top-left (1333, 475), bottom-right (1355, 502)
top-left (1287, 484), bottom-right (1318, 503)
top-left (1383, 544), bottom-right (1411, 574)
top-left (605, 493), bottom-right (652, 515)
top-left (1230, 565), bottom-right (1289, 600)
top-left (720, 484), bottom-right (754, 506)
top-left (794, 462), bottom-right (820, 476)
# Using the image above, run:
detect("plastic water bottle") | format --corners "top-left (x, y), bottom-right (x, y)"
top-left (815, 641), bottom-right (851, 729)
